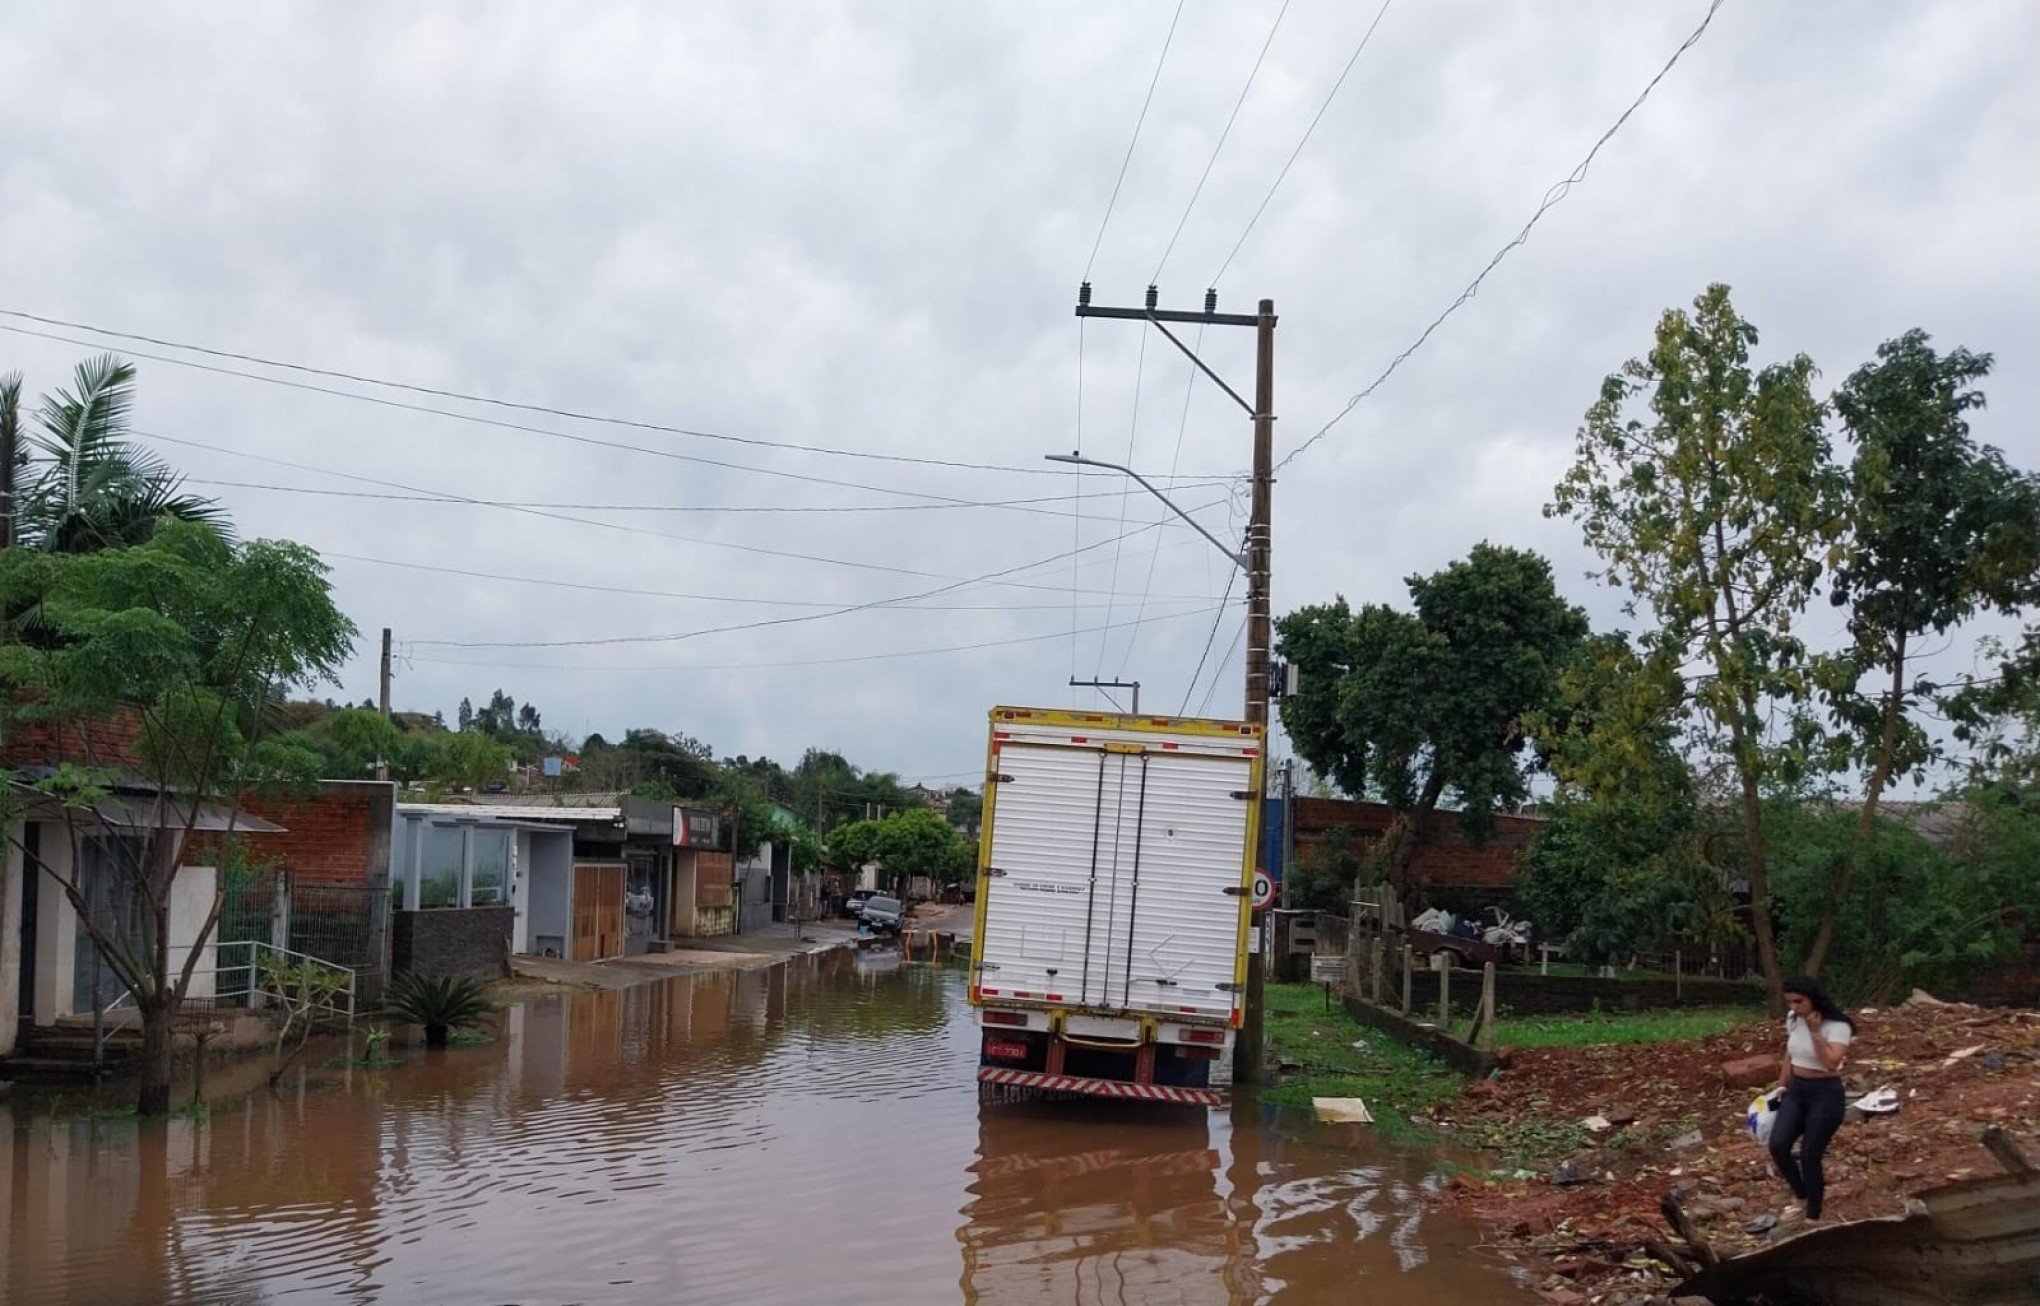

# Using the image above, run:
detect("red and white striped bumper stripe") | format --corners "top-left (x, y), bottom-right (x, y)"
top-left (977, 1067), bottom-right (1223, 1105)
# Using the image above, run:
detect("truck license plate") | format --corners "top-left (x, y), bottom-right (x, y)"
top-left (984, 1039), bottom-right (1029, 1061)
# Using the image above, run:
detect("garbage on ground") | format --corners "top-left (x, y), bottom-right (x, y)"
top-left (1312, 1097), bottom-right (1374, 1125)
top-left (1852, 1085), bottom-right (1901, 1115)
top-left (1746, 1087), bottom-right (1783, 1146)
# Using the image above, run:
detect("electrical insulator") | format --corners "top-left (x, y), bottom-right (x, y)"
top-left (1204, 288), bottom-right (1218, 315)
top-left (1077, 282), bottom-right (1092, 308)
top-left (1145, 285), bottom-right (1159, 311)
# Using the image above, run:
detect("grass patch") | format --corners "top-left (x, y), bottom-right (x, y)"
top-left (1262, 983), bottom-right (1464, 1142)
top-left (1493, 1005), bottom-right (1757, 1049)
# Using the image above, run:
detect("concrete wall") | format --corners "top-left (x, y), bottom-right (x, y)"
top-left (521, 831), bottom-right (572, 957)
top-left (31, 826), bottom-right (76, 1026)
top-left (1385, 966), bottom-right (1761, 1016)
top-left (166, 865), bottom-right (218, 1001)
top-left (391, 906), bottom-right (512, 982)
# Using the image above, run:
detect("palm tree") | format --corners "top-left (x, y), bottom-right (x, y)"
top-left (0, 355), bottom-right (229, 553)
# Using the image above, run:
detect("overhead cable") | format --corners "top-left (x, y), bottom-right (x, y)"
top-left (0, 309), bottom-right (1188, 480)
top-left (1210, 0), bottom-right (1397, 287)
top-left (406, 601), bottom-right (1237, 674)
top-left (1150, 0), bottom-right (1292, 283)
top-left (1278, 0), bottom-right (1727, 472)
top-left (1082, 1), bottom-right (1188, 280)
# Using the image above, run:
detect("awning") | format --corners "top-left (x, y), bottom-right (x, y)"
top-left (8, 790), bottom-right (285, 834)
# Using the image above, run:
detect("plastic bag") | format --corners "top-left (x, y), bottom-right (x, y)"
top-left (1746, 1087), bottom-right (1783, 1146)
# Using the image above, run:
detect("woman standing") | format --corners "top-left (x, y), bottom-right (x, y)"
top-left (1769, 975), bottom-right (1856, 1222)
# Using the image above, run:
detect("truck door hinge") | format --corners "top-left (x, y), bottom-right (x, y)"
top-left (1151, 977), bottom-right (1178, 987)
top-left (1230, 790), bottom-right (1254, 800)
top-left (985, 867), bottom-right (1007, 877)
top-left (1216, 982), bottom-right (1243, 994)
top-left (987, 772), bottom-right (1014, 785)
top-left (978, 962), bottom-right (1000, 972)
top-left (1222, 885), bottom-right (1248, 896)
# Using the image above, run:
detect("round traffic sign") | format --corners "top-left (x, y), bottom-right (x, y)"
top-left (1250, 870), bottom-right (1275, 910)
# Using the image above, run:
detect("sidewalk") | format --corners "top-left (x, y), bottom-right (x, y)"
top-left (502, 920), bottom-right (861, 994)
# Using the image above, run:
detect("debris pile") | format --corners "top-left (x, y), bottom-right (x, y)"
top-left (1424, 995), bottom-right (2040, 1303)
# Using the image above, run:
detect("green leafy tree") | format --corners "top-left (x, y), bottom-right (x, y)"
top-left (825, 808), bottom-right (972, 894)
top-left (0, 518), bottom-right (354, 1115)
top-left (321, 706), bottom-right (401, 779)
top-left (946, 788), bottom-right (983, 834)
top-left (1808, 331), bottom-right (2040, 973)
top-left (1549, 283), bottom-right (1842, 1008)
top-left (1276, 542), bottom-right (1587, 904)
top-left (0, 356), bottom-right (229, 553)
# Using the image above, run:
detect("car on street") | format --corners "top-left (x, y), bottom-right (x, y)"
top-left (842, 888), bottom-right (877, 920)
top-left (858, 894), bottom-right (904, 933)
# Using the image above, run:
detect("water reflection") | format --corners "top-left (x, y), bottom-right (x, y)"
top-left (3, 952), bottom-right (1523, 1305)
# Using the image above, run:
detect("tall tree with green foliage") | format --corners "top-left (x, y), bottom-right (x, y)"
top-left (1808, 330), bottom-right (2040, 974)
top-left (1276, 543), bottom-right (1587, 905)
top-left (0, 356), bottom-right (228, 553)
top-left (1549, 283), bottom-right (1842, 1008)
top-left (0, 519), bottom-right (355, 1115)
top-left (825, 807), bottom-right (973, 894)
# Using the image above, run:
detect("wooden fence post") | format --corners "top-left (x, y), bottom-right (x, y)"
top-left (1370, 934), bottom-right (1384, 1004)
top-left (1477, 962), bottom-right (1497, 1051)
top-left (1436, 953), bottom-right (1451, 1028)
top-left (1401, 944), bottom-right (1413, 1015)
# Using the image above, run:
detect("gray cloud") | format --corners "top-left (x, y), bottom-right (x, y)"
top-left (2, 1), bottom-right (2033, 782)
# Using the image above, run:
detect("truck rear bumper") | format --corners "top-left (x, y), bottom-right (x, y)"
top-left (977, 1066), bottom-right (1224, 1106)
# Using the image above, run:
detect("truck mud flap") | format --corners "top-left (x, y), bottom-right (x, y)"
top-left (977, 1066), bottom-right (1223, 1106)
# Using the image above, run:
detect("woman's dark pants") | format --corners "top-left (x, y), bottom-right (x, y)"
top-left (1769, 1076), bottom-right (1846, 1219)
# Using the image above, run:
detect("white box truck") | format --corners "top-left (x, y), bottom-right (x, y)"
top-left (968, 706), bottom-right (1264, 1105)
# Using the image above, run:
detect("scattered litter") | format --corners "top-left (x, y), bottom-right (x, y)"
top-left (1852, 1085), bottom-right (1900, 1115)
top-left (1743, 1213), bottom-right (1777, 1235)
top-left (1552, 1159), bottom-right (1587, 1187)
top-left (1746, 1088), bottom-right (1784, 1146)
top-left (1942, 1044), bottom-right (1987, 1068)
top-left (1312, 1097), bottom-right (1374, 1125)
top-left (1904, 988), bottom-right (1946, 1007)
top-left (1350, 1040), bottom-right (1370, 1050)
top-left (1668, 1129), bottom-right (1705, 1150)
top-left (1583, 1115), bottom-right (1613, 1133)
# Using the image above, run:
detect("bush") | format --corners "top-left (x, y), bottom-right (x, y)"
top-left (382, 972), bottom-right (491, 1048)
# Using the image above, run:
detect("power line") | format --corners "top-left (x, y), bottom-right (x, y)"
top-left (1195, 618), bottom-right (1249, 716)
top-left (1083, 0), bottom-right (1188, 280)
top-left (1179, 540), bottom-right (1245, 713)
top-left (1151, 0), bottom-right (1292, 284)
top-left (144, 426), bottom-right (1232, 589)
top-left (1210, 0), bottom-right (1397, 287)
top-left (406, 601), bottom-right (1237, 674)
top-left (2, 321), bottom-right (1227, 503)
top-left (181, 475), bottom-right (1234, 519)
top-left (1278, 0), bottom-right (1727, 472)
top-left (407, 514), bottom-right (1226, 650)
top-left (0, 308), bottom-right (1175, 480)
top-left (322, 550), bottom-right (1221, 610)
top-left (1116, 321), bottom-right (1207, 681)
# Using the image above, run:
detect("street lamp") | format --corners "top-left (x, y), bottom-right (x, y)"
top-left (1044, 452), bottom-right (1246, 568)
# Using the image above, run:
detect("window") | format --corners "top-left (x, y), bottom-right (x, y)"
top-left (470, 829), bottom-right (510, 906)
top-left (419, 825), bottom-right (463, 909)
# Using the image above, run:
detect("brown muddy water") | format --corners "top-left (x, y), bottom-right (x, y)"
top-left (3, 950), bottom-right (1531, 1304)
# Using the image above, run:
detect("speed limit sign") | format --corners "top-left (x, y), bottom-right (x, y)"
top-left (1250, 870), bottom-right (1275, 910)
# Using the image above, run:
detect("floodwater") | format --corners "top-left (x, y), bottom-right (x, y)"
top-left (3, 949), bottom-right (1531, 1304)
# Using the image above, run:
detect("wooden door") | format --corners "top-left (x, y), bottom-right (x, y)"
top-left (572, 862), bottom-right (625, 960)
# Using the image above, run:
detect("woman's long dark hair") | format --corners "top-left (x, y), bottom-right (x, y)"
top-left (1782, 975), bottom-right (1855, 1032)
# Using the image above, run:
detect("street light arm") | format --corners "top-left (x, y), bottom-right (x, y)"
top-left (1046, 453), bottom-right (1247, 568)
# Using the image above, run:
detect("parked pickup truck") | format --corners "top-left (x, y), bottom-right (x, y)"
top-left (968, 706), bottom-right (1263, 1107)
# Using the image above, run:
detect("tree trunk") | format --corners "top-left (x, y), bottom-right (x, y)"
top-left (1736, 763), bottom-right (1786, 1015)
top-left (1384, 769), bottom-right (1448, 914)
top-left (1806, 635), bottom-right (1907, 977)
top-left (136, 1001), bottom-right (174, 1116)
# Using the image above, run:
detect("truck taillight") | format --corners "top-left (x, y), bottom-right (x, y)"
top-left (983, 1011), bottom-right (1027, 1027)
top-left (1182, 1029), bottom-right (1225, 1045)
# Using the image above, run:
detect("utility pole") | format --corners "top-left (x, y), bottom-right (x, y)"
top-left (376, 627), bottom-right (392, 782)
top-left (1069, 676), bottom-right (1141, 714)
top-left (1071, 285), bottom-right (1277, 1085)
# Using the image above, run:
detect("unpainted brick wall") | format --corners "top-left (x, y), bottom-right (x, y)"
top-left (232, 783), bottom-right (393, 889)
top-left (1291, 796), bottom-right (1540, 890)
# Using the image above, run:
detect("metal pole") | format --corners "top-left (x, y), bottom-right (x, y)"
top-left (1236, 298), bottom-right (1276, 1086)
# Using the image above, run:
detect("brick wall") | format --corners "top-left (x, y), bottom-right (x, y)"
top-left (0, 705), bottom-right (147, 768)
top-left (392, 907), bottom-right (512, 982)
top-left (1291, 796), bottom-right (1540, 890)
top-left (229, 782), bottom-right (394, 890)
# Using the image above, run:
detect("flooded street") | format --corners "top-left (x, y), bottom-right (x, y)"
top-left (4, 951), bottom-right (1529, 1304)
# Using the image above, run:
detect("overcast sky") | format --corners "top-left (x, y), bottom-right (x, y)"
top-left (3, 1), bottom-right (2034, 787)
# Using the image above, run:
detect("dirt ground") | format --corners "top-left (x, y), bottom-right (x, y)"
top-left (1424, 996), bottom-right (2040, 1303)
